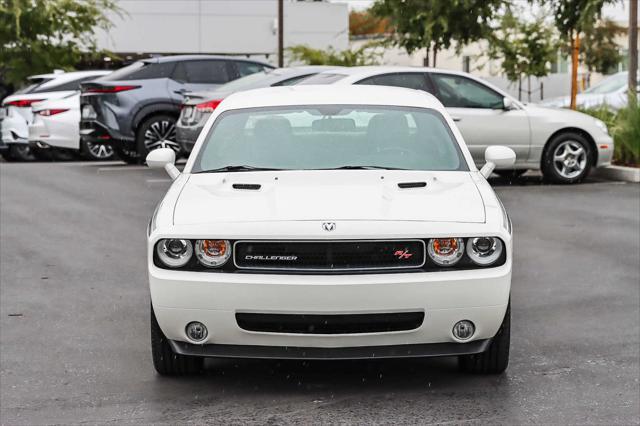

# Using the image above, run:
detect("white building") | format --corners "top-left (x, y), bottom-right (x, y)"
top-left (95, 0), bottom-right (348, 63)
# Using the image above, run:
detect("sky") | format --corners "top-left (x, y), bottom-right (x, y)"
top-left (328, 0), bottom-right (635, 23)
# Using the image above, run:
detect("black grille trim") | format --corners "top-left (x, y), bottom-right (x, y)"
top-left (233, 239), bottom-right (426, 272)
top-left (236, 312), bottom-right (425, 334)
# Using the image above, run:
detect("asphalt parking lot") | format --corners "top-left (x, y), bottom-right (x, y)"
top-left (1, 161), bottom-right (639, 425)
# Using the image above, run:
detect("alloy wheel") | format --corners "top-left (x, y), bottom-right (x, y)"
top-left (143, 120), bottom-right (179, 152)
top-left (86, 142), bottom-right (115, 159)
top-left (552, 140), bottom-right (587, 179)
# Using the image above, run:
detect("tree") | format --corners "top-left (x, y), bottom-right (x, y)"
top-left (371, 0), bottom-right (507, 67)
top-left (543, 0), bottom-right (615, 109)
top-left (349, 10), bottom-right (389, 36)
top-left (287, 44), bottom-right (382, 66)
top-left (0, 0), bottom-right (119, 86)
top-left (488, 10), bottom-right (558, 100)
top-left (629, 0), bottom-right (638, 106)
top-left (580, 18), bottom-right (625, 74)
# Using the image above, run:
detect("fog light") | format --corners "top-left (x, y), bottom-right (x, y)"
top-left (453, 320), bottom-right (475, 340)
top-left (186, 321), bottom-right (208, 342)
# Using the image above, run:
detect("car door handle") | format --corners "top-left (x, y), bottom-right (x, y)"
top-left (451, 116), bottom-right (462, 122)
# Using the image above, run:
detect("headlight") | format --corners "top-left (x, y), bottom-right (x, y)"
top-left (466, 237), bottom-right (503, 266)
top-left (427, 238), bottom-right (464, 266)
top-left (156, 239), bottom-right (193, 268)
top-left (594, 118), bottom-right (608, 135)
top-left (195, 239), bottom-right (231, 267)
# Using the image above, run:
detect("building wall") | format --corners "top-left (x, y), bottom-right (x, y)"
top-left (95, 0), bottom-right (348, 61)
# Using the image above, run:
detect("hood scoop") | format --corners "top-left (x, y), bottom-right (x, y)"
top-left (397, 181), bottom-right (427, 189)
top-left (232, 183), bottom-right (261, 191)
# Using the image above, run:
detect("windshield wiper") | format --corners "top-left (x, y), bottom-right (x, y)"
top-left (196, 165), bottom-right (284, 173)
top-left (319, 165), bottom-right (409, 170)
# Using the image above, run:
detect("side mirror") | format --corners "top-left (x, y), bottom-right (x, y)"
top-left (480, 146), bottom-right (516, 178)
top-left (146, 148), bottom-right (180, 180)
top-left (503, 97), bottom-right (514, 110)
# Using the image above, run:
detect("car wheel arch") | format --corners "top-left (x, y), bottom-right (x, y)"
top-left (132, 103), bottom-right (180, 133)
top-left (540, 127), bottom-right (598, 169)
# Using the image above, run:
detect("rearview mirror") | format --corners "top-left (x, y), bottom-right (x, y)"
top-left (480, 146), bottom-right (516, 178)
top-left (146, 147), bottom-right (180, 180)
top-left (503, 97), bottom-right (514, 110)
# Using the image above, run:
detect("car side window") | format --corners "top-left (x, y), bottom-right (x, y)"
top-left (126, 62), bottom-right (176, 80)
top-left (355, 73), bottom-right (433, 93)
top-left (173, 61), bottom-right (230, 84)
top-left (430, 73), bottom-right (503, 109)
top-left (236, 61), bottom-right (268, 77)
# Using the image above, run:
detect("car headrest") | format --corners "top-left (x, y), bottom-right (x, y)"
top-left (253, 116), bottom-right (292, 140)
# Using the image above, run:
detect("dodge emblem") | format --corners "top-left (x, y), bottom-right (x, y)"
top-left (322, 222), bottom-right (336, 232)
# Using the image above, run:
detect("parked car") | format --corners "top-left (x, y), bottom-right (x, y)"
top-left (540, 72), bottom-right (639, 110)
top-left (1, 70), bottom-right (111, 161)
top-left (177, 66), bottom-right (339, 153)
top-left (79, 55), bottom-right (274, 164)
top-left (145, 85), bottom-right (515, 376)
top-left (300, 67), bottom-right (614, 184)
top-left (28, 93), bottom-right (116, 161)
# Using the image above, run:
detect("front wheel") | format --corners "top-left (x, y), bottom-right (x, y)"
top-left (459, 301), bottom-right (510, 374)
top-left (136, 114), bottom-right (180, 162)
top-left (150, 305), bottom-right (203, 376)
top-left (541, 132), bottom-right (592, 184)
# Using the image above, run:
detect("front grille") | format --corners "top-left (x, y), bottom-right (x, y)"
top-left (234, 240), bottom-right (426, 271)
top-left (236, 312), bottom-right (425, 334)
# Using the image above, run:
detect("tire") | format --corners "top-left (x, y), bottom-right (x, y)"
top-left (541, 132), bottom-right (592, 184)
top-left (113, 146), bottom-right (141, 165)
top-left (150, 304), bottom-right (203, 376)
top-left (494, 169), bottom-right (527, 178)
top-left (6, 144), bottom-right (36, 161)
top-left (459, 301), bottom-right (510, 374)
top-left (136, 114), bottom-right (180, 162)
top-left (30, 146), bottom-right (54, 161)
top-left (81, 141), bottom-right (116, 161)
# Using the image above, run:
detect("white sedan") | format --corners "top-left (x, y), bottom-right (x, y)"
top-left (145, 85), bottom-right (514, 376)
top-left (1, 70), bottom-right (111, 161)
top-left (300, 67), bottom-right (614, 184)
top-left (29, 94), bottom-right (115, 161)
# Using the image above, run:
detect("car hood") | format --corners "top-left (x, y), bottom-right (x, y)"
top-left (173, 170), bottom-right (486, 225)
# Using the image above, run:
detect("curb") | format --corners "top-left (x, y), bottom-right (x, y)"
top-left (593, 165), bottom-right (640, 183)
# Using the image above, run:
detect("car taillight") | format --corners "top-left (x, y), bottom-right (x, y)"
top-left (36, 108), bottom-right (69, 116)
top-left (5, 99), bottom-right (45, 107)
top-left (84, 85), bottom-right (140, 93)
top-left (195, 99), bottom-right (222, 113)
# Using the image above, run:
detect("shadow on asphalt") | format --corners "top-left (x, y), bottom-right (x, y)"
top-left (154, 356), bottom-right (507, 395)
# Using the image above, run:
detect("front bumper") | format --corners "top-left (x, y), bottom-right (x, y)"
top-left (150, 263), bottom-right (511, 357)
top-left (595, 133), bottom-right (614, 167)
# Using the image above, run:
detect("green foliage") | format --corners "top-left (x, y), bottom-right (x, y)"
top-left (545, 0), bottom-right (610, 37)
top-left (580, 103), bottom-right (640, 165)
top-left (0, 0), bottom-right (120, 86)
top-left (488, 10), bottom-right (558, 82)
top-left (580, 18), bottom-right (625, 74)
top-left (371, 0), bottom-right (507, 64)
top-left (287, 44), bottom-right (382, 67)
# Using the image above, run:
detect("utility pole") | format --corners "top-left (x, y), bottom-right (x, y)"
top-left (278, 0), bottom-right (284, 67)
top-left (570, 31), bottom-right (580, 110)
top-left (629, 0), bottom-right (638, 106)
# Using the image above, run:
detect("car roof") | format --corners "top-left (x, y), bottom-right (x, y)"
top-left (218, 85), bottom-right (446, 112)
top-left (144, 55), bottom-right (273, 67)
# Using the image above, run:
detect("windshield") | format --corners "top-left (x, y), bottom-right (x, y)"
top-left (192, 105), bottom-right (467, 173)
top-left (584, 73), bottom-right (627, 94)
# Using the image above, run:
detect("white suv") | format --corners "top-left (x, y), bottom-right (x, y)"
top-left (1, 70), bottom-right (110, 161)
top-left (145, 86), bottom-right (514, 376)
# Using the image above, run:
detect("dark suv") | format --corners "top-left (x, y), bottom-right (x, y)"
top-left (79, 55), bottom-right (273, 163)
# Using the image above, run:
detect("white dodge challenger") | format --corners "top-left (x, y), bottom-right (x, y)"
top-left (146, 85), bottom-right (515, 376)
